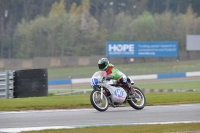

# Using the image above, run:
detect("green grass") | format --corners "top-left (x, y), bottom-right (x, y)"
top-left (0, 94), bottom-right (90, 111)
top-left (146, 92), bottom-right (200, 105)
top-left (22, 123), bottom-right (200, 133)
top-left (48, 60), bottom-right (200, 79)
top-left (0, 92), bottom-right (200, 111)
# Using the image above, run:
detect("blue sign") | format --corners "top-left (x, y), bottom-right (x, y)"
top-left (106, 42), bottom-right (178, 57)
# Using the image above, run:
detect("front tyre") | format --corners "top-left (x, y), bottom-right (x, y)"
top-left (128, 87), bottom-right (146, 110)
top-left (90, 90), bottom-right (109, 112)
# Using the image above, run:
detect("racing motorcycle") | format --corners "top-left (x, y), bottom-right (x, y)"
top-left (90, 71), bottom-right (146, 112)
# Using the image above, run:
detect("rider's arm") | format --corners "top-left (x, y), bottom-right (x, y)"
top-left (106, 75), bottom-right (113, 80)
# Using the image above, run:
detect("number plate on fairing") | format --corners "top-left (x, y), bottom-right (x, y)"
top-left (110, 86), bottom-right (127, 103)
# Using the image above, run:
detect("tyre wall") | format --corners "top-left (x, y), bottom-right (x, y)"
top-left (13, 69), bottom-right (48, 98)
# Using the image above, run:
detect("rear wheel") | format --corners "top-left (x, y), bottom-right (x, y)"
top-left (128, 87), bottom-right (146, 110)
top-left (90, 90), bottom-right (109, 112)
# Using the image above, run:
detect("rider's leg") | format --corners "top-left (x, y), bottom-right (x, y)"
top-left (127, 83), bottom-right (134, 95)
top-left (118, 77), bottom-right (134, 95)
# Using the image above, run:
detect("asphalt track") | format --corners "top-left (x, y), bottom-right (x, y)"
top-left (0, 104), bottom-right (200, 132)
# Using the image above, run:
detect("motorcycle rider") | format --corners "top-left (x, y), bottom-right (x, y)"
top-left (98, 58), bottom-right (135, 95)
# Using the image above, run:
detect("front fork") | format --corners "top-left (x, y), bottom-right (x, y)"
top-left (100, 87), bottom-right (103, 100)
top-left (93, 86), bottom-right (104, 100)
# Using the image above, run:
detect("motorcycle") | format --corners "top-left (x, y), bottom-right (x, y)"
top-left (90, 71), bottom-right (146, 112)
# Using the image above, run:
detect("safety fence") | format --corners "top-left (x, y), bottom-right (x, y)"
top-left (48, 71), bottom-right (200, 85)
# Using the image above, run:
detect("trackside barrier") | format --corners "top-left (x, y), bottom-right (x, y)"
top-left (48, 71), bottom-right (200, 85)
top-left (14, 69), bottom-right (48, 98)
top-left (0, 70), bottom-right (14, 99)
top-left (157, 72), bottom-right (186, 79)
top-left (48, 79), bottom-right (71, 85)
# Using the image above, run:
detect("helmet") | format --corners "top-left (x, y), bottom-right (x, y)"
top-left (98, 58), bottom-right (109, 70)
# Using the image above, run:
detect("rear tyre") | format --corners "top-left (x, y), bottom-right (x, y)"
top-left (90, 90), bottom-right (109, 112)
top-left (128, 86), bottom-right (146, 110)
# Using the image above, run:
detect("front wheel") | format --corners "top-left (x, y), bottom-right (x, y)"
top-left (90, 89), bottom-right (109, 112)
top-left (128, 86), bottom-right (146, 110)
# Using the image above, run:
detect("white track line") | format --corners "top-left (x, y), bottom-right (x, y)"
top-left (0, 126), bottom-right (75, 133)
top-left (0, 108), bottom-right (93, 115)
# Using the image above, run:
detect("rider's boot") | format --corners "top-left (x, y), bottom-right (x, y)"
top-left (128, 83), bottom-right (135, 95)
top-left (126, 83), bottom-right (138, 99)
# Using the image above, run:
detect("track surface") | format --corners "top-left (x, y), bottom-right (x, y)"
top-left (0, 104), bottom-right (200, 132)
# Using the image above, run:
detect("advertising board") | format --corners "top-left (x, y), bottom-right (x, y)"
top-left (106, 42), bottom-right (178, 57)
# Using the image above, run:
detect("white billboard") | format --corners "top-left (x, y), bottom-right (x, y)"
top-left (187, 35), bottom-right (200, 51)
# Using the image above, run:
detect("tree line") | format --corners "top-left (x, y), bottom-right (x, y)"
top-left (0, 0), bottom-right (200, 59)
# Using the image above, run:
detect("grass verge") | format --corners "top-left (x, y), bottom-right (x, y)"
top-left (0, 92), bottom-right (200, 111)
top-left (48, 60), bottom-right (200, 79)
top-left (22, 123), bottom-right (200, 133)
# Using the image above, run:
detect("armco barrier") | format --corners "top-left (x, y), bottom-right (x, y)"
top-left (0, 70), bottom-right (14, 99)
top-left (48, 71), bottom-right (200, 85)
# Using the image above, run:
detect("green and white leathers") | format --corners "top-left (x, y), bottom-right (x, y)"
top-left (97, 58), bottom-right (127, 81)
top-left (106, 63), bottom-right (127, 80)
